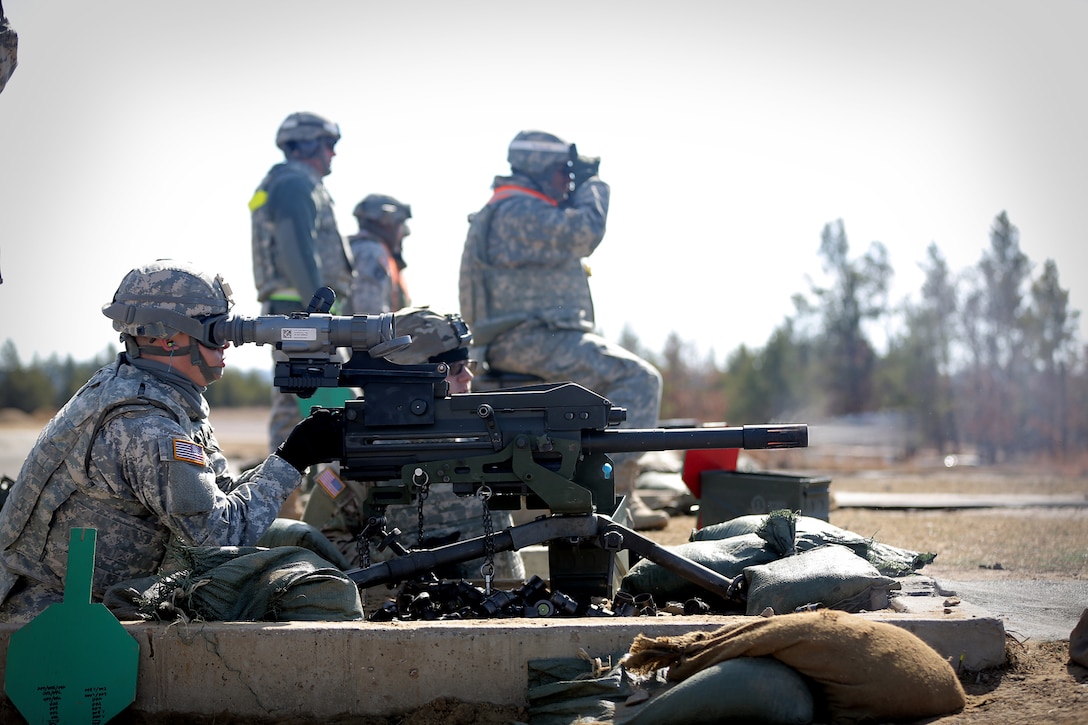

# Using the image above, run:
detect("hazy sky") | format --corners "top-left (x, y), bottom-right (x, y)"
top-left (1, 1), bottom-right (1084, 373)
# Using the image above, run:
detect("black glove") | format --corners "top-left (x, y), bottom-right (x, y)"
top-left (275, 408), bottom-right (344, 473)
top-left (570, 154), bottom-right (601, 187)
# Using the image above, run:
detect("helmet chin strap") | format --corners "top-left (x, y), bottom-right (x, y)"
top-left (180, 342), bottom-right (220, 383)
top-left (129, 338), bottom-right (219, 383)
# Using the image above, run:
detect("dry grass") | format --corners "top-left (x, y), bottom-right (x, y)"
top-left (826, 466), bottom-right (1088, 578)
top-left (829, 507), bottom-right (1088, 577)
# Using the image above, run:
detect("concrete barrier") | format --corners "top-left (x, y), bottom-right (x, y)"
top-left (0, 589), bottom-right (1005, 721)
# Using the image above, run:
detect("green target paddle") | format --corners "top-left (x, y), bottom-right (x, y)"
top-left (5, 528), bottom-right (139, 723)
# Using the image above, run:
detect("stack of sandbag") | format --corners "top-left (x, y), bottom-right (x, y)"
top-left (693, 513), bottom-right (937, 576)
top-left (620, 609), bottom-right (966, 724)
top-left (620, 511), bottom-right (934, 614)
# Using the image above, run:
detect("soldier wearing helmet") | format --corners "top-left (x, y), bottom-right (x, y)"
top-left (250, 111), bottom-right (356, 475)
top-left (0, 260), bottom-right (361, 622)
top-left (458, 130), bottom-right (667, 530)
top-left (302, 307), bottom-right (525, 582)
top-left (348, 193), bottom-right (413, 314)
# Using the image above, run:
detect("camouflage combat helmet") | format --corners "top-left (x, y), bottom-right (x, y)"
top-left (507, 130), bottom-right (574, 178)
top-left (102, 259), bottom-right (233, 345)
top-left (353, 194), bottom-right (412, 227)
top-left (275, 112), bottom-right (341, 153)
top-left (384, 307), bottom-right (472, 365)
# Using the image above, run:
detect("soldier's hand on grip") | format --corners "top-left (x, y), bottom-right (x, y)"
top-left (275, 408), bottom-right (344, 473)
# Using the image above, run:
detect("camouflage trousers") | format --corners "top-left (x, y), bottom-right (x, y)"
top-left (305, 478), bottom-right (525, 583)
top-left (486, 323), bottom-right (663, 493)
top-left (0, 566), bottom-right (63, 624)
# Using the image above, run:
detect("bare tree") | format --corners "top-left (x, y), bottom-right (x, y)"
top-left (798, 219), bottom-right (892, 415)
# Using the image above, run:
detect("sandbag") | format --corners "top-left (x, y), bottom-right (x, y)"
top-left (620, 533), bottom-right (777, 606)
top-left (256, 517), bottom-right (351, 569)
top-left (104, 545), bottom-right (363, 622)
top-left (615, 656), bottom-right (814, 725)
top-left (692, 514), bottom-right (771, 541)
top-left (694, 513), bottom-right (935, 576)
top-left (625, 609), bottom-right (967, 724)
top-left (527, 653), bottom-right (638, 725)
top-left (743, 543), bottom-right (898, 615)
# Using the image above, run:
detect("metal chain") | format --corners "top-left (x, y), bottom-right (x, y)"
top-left (359, 504), bottom-right (388, 571)
top-left (478, 485), bottom-right (496, 594)
top-left (359, 533), bottom-right (371, 570)
top-left (414, 469), bottom-right (431, 548)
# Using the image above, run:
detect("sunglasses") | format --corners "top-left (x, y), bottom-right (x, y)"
top-left (447, 360), bottom-right (477, 376)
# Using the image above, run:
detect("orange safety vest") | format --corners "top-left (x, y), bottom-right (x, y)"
top-left (385, 254), bottom-right (410, 310)
top-left (489, 184), bottom-right (558, 207)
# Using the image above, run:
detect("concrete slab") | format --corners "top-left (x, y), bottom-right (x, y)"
top-left (931, 577), bottom-right (1088, 643)
top-left (0, 575), bottom-right (1005, 720)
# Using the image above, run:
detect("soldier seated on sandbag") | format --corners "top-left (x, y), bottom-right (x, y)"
top-left (458, 130), bottom-right (666, 530)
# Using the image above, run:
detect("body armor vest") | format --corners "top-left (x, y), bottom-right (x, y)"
top-left (250, 161), bottom-right (353, 309)
top-left (459, 187), bottom-right (595, 344)
top-left (0, 361), bottom-right (193, 597)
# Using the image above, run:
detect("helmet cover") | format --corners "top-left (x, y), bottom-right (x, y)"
top-left (353, 194), bottom-right (412, 227)
top-left (102, 259), bottom-right (233, 342)
top-left (384, 307), bottom-right (471, 365)
top-left (507, 130), bottom-right (573, 177)
top-left (275, 112), bottom-right (341, 152)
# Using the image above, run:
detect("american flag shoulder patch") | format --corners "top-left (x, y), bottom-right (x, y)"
top-left (316, 467), bottom-right (345, 498)
top-left (172, 438), bottom-right (206, 466)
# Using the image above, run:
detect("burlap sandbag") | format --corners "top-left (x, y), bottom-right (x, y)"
top-left (625, 609), bottom-right (966, 724)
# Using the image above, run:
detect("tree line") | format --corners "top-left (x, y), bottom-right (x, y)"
top-left (0, 344), bottom-right (271, 412)
top-left (2, 211), bottom-right (1083, 462)
top-left (633, 211), bottom-right (1085, 463)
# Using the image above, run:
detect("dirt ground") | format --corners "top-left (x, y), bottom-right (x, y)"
top-left (2, 408), bottom-right (1087, 723)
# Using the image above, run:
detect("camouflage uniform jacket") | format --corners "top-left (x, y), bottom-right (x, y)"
top-left (348, 230), bottom-right (410, 314)
top-left (0, 10), bottom-right (16, 94)
top-left (0, 357), bottom-right (301, 604)
top-left (458, 173), bottom-right (610, 344)
top-left (250, 160), bottom-right (354, 312)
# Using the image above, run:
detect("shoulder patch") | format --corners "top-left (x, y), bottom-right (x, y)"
top-left (316, 466), bottom-right (345, 498)
top-left (172, 438), bottom-right (206, 466)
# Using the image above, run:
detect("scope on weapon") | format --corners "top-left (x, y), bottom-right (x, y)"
top-left (203, 288), bottom-right (414, 396)
top-left (208, 311), bottom-right (407, 356)
top-left (206, 287), bottom-right (408, 355)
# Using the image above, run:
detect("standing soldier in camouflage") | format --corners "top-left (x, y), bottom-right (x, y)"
top-left (459, 130), bottom-right (667, 530)
top-left (0, 1), bottom-right (17, 95)
top-left (302, 307), bottom-right (525, 583)
top-left (250, 112), bottom-right (354, 516)
top-left (348, 194), bottom-right (413, 314)
top-left (0, 260), bottom-right (354, 622)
